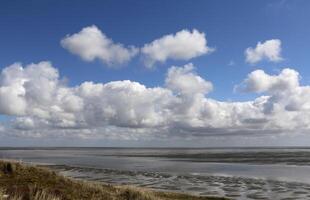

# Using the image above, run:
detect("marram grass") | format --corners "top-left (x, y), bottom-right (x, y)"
top-left (0, 160), bottom-right (228, 200)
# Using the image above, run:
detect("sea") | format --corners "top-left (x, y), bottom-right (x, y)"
top-left (1, 147), bottom-right (310, 200)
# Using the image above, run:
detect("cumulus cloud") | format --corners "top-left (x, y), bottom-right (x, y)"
top-left (166, 63), bottom-right (213, 95)
top-left (61, 27), bottom-right (214, 68)
top-left (235, 68), bottom-right (310, 116)
top-left (1, 61), bottom-right (310, 140)
top-left (236, 68), bottom-right (299, 93)
top-left (141, 29), bottom-right (214, 68)
top-left (61, 25), bottom-right (138, 66)
top-left (245, 39), bottom-right (283, 64)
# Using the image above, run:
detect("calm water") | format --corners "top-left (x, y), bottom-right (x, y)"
top-left (1, 147), bottom-right (310, 200)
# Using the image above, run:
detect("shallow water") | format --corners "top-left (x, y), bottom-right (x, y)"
top-left (1, 147), bottom-right (310, 199)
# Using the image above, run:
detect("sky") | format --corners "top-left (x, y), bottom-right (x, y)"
top-left (1, 0), bottom-right (310, 147)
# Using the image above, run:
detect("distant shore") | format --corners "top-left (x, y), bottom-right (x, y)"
top-left (0, 160), bottom-right (228, 200)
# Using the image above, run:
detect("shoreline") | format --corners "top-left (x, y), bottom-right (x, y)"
top-left (0, 160), bottom-right (228, 200)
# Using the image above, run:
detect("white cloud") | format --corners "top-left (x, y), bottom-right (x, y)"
top-left (61, 27), bottom-right (214, 68)
top-left (61, 25), bottom-right (138, 66)
top-left (166, 63), bottom-right (213, 95)
top-left (1, 61), bottom-right (310, 140)
top-left (235, 68), bottom-right (310, 116)
top-left (245, 39), bottom-right (283, 64)
top-left (141, 29), bottom-right (214, 68)
top-left (236, 68), bottom-right (299, 93)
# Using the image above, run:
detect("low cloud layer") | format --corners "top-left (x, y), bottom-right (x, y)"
top-left (61, 25), bottom-right (138, 66)
top-left (245, 39), bottom-right (283, 64)
top-left (0, 61), bottom-right (309, 140)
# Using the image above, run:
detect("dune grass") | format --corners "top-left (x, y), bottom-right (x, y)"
top-left (0, 160), bottom-right (228, 200)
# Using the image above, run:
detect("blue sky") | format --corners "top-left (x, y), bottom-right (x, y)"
top-left (1, 0), bottom-right (309, 100)
top-left (1, 0), bottom-right (310, 146)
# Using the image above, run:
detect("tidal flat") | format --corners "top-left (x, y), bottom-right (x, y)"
top-left (2, 147), bottom-right (310, 200)
top-left (0, 160), bottom-right (227, 200)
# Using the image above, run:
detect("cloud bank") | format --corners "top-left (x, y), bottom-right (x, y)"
top-left (245, 39), bottom-right (283, 64)
top-left (0, 61), bottom-right (309, 140)
top-left (61, 25), bottom-right (138, 66)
